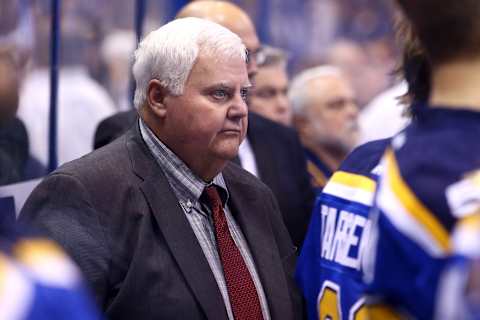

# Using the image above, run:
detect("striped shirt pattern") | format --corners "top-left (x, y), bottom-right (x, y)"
top-left (139, 119), bottom-right (270, 320)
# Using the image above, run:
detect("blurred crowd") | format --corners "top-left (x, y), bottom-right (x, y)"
top-left (2, 0), bottom-right (480, 319)
top-left (0, 0), bottom-right (401, 185)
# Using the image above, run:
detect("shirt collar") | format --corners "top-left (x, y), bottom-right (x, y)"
top-left (139, 118), bottom-right (229, 208)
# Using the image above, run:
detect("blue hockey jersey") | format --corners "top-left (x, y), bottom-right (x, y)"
top-left (296, 138), bottom-right (390, 320)
top-left (366, 106), bottom-right (480, 319)
top-left (0, 228), bottom-right (101, 320)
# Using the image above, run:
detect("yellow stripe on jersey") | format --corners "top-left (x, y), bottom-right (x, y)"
top-left (307, 160), bottom-right (328, 188)
top-left (14, 238), bottom-right (67, 266)
top-left (366, 303), bottom-right (405, 320)
top-left (323, 171), bottom-right (376, 207)
top-left (13, 239), bottom-right (80, 288)
top-left (385, 149), bottom-right (450, 251)
top-left (329, 171), bottom-right (376, 193)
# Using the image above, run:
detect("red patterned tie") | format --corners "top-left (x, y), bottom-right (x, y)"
top-left (203, 185), bottom-right (264, 320)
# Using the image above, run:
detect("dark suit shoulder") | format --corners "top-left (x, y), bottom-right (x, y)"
top-left (246, 112), bottom-right (315, 249)
top-left (248, 112), bottom-right (298, 141)
top-left (94, 110), bottom-right (138, 149)
top-left (223, 161), bottom-right (272, 194)
top-left (50, 133), bottom-right (147, 212)
top-left (102, 109), bottom-right (137, 128)
top-left (61, 135), bottom-right (131, 180)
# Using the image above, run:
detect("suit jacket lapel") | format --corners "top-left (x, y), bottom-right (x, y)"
top-left (126, 126), bottom-right (228, 320)
top-left (224, 165), bottom-right (294, 320)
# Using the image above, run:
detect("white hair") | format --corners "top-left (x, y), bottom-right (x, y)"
top-left (288, 65), bottom-right (342, 116)
top-left (132, 17), bottom-right (247, 109)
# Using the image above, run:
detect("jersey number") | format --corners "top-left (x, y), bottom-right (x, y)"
top-left (316, 281), bottom-right (368, 320)
top-left (317, 281), bottom-right (403, 320)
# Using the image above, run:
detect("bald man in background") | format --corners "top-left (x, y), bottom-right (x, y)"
top-left (94, 0), bottom-right (314, 248)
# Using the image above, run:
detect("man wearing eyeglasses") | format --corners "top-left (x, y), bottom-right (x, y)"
top-left (248, 45), bottom-right (292, 127)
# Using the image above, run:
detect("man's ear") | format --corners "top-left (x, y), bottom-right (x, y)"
top-left (146, 79), bottom-right (169, 118)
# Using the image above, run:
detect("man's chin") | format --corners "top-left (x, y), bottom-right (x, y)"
top-left (224, 150), bottom-right (240, 161)
top-left (217, 146), bottom-right (241, 161)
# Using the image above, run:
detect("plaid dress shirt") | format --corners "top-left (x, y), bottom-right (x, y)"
top-left (139, 119), bottom-right (270, 320)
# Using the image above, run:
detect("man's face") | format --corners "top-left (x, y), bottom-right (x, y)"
top-left (162, 51), bottom-right (250, 169)
top-left (305, 75), bottom-right (359, 152)
top-left (250, 64), bottom-right (291, 126)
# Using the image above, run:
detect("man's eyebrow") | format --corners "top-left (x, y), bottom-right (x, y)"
top-left (205, 83), bottom-right (233, 90)
top-left (206, 82), bottom-right (252, 89)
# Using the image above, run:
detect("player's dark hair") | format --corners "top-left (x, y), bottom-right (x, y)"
top-left (393, 12), bottom-right (431, 118)
top-left (395, 0), bottom-right (480, 66)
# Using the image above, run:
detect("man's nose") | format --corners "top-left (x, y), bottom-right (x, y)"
top-left (346, 100), bottom-right (359, 119)
top-left (276, 93), bottom-right (290, 113)
top-left (229, 94), bottom-right (248, 120)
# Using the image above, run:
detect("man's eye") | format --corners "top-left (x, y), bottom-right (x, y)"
top-left (327, 98), bottom-right (347, 110)
top-left (212, 90), bottom-right (227, 100)
top-left (254, 89), bottom-right (275, 99)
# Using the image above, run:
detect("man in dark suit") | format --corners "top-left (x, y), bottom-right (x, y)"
top-left (20, 17), bottom-right (302, 320)
top-left (94, 1), bottom-right (315, 248)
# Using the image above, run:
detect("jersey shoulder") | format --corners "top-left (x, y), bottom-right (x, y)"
top-left (0, 235), bottom-right (100, 320)
top-left (339, 138), bottom-right (390, 177)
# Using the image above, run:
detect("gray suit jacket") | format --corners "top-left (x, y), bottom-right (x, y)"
top-left (94, 110), bottom-right (315, 248)
top-left (19, 124), bottom-right (303, 320)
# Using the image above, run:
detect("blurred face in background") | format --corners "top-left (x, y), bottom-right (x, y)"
top-left (249, 63), bottom-right (291, 126)
top-left (303, 74), bottom-right (359, 152)
top-left (176, 1), bottom-right (261, 82)
top-left (221, 18), bottom-right (260, 82)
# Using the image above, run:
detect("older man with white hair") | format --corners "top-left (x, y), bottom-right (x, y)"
top-left (94, 1), bottom-right (315, 250)
top-left (290, 66), bottom-right (359, 193)
top-left (20, 17), bottom-right (302, 320)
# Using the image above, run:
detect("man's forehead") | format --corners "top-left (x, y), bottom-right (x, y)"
top-left (257, 64), bottom-right (288, 76)
top-left (195, 50), bottom-right (246, 69)
top-left (208, 80), bottom-right (252, 88)
top-left (216, 17), bottom-right (259, 52)
top-left (306, 79), bottom-right (343, 100)
top-left (188, 53), bottom-right (249, 86)
top-left (239, 29), bottom-right (260, 53)
top-left (177, 1), bottom-right (260, 52)
top-left (307, 74), bottom-right (350, 93)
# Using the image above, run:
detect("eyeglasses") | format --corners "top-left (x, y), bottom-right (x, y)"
top-left (246, 47), bottom-right (265, 65)
top-left (253, 87), bottom-right (288, 100)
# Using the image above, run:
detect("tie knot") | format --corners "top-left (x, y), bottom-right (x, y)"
top-left (203, 185), bottom-right (222, 209)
